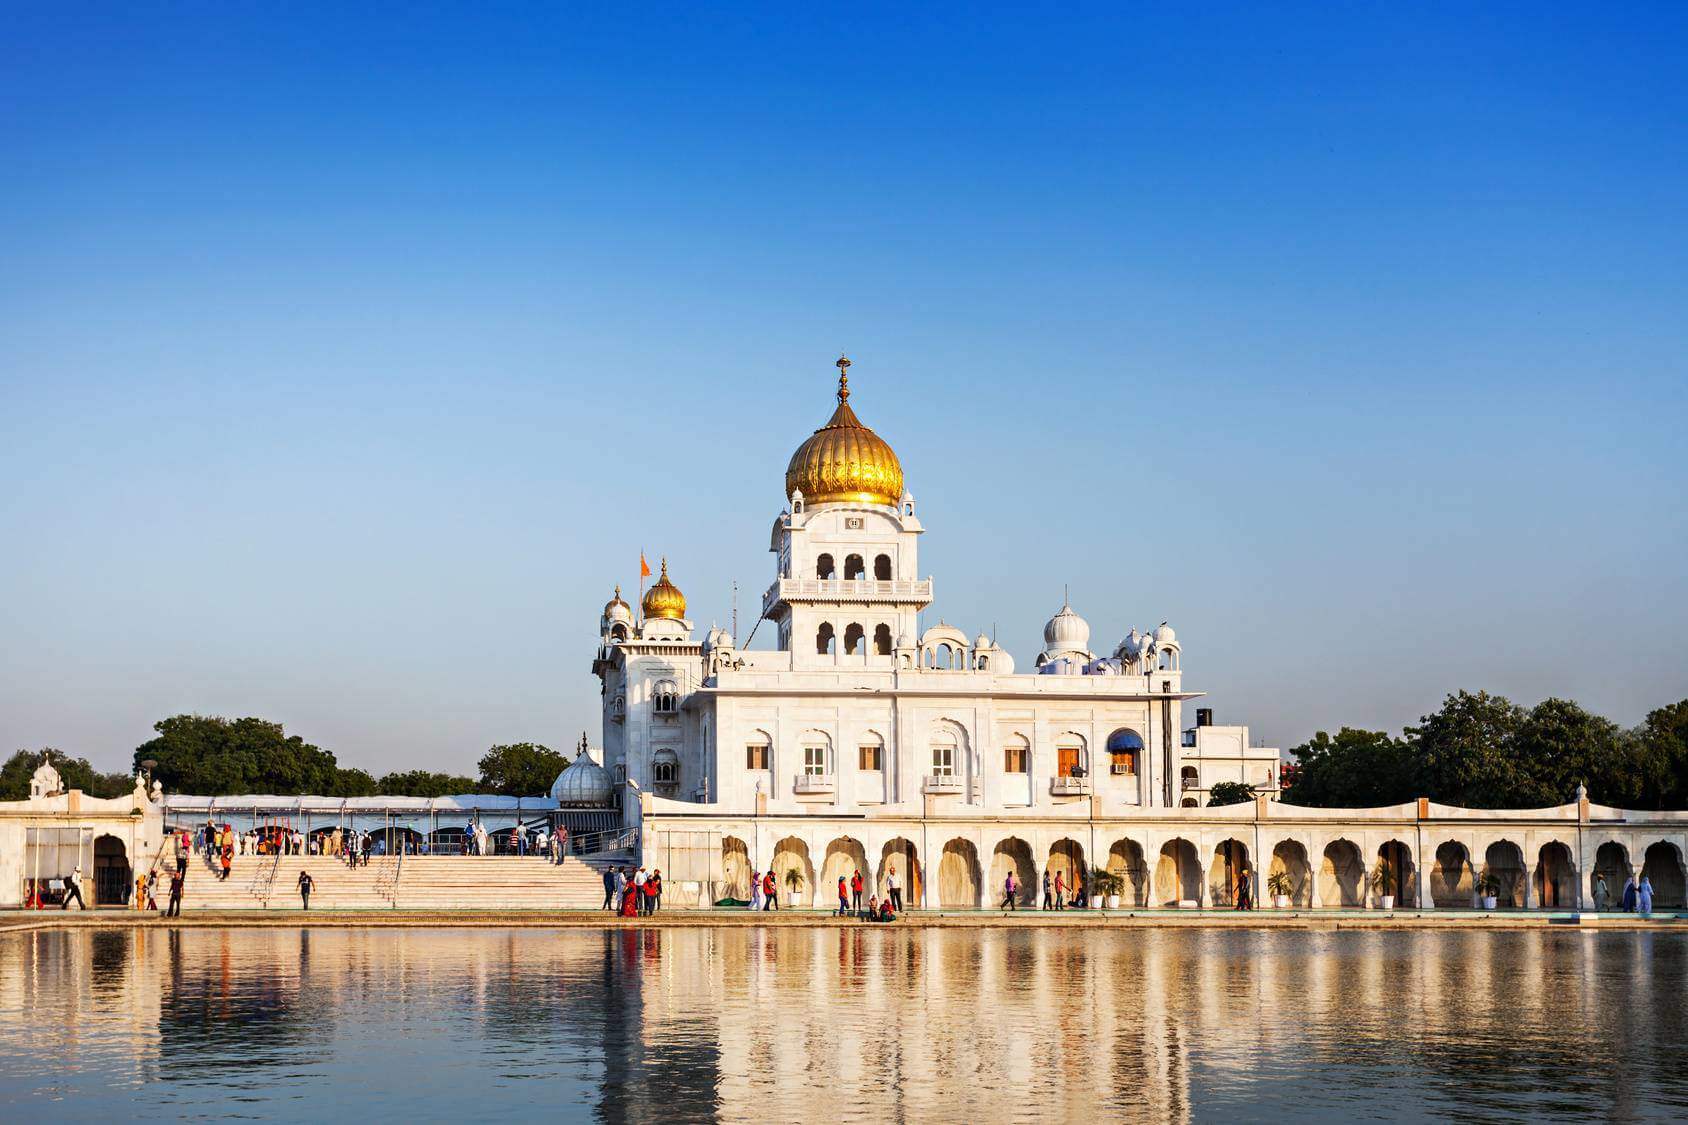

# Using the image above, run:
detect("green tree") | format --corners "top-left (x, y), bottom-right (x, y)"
top-left (1283, 727), bottom-right (1417, 808)
top-left (1628, 700), bottom-right (1688, 810)
top-left (1206, 781), bottom-right (1257, 806)
top-left (1408, 691), bottom-right (1527, 808)
top-left (134, 715), bottom-right (364, 796)
top-left (476, 742), bottom-right (567, 797)
top-left (377, 769), bottom-right (478, 797)
top-left (1510, 698), bottom-right (1624, 807)
top-left (0, 748), bottom-right (134, 801)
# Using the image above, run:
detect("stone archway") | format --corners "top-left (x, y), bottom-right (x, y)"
top-left (1483, 841), bottom-right (1526, 908)
top-left (93, 834), bottom-right (130, 907)
top-left (1154, 838), bottom-right (1202, 907)
top-left (1535, 842), bottom-right (1576, 909)
top-left (877, 837), bottom-right (922, 908)
top-left (1319, 839), bottom-right (1366, 908)
top-left (937, 839), bottom-right (981, 909)
top-left (1268, 840), bottom-right (1312, 907)
top-left (772, 836), bottom-right (814, 907)
top-left (989, 838), bottom-right (1036, 908)
top-left (821, 837), bottom-right (870, 904)
top-left (1642, 842), bottom-right (1687, 909)
top-left (1431, 841), bottom-right (1473, 907)
top-left (1376, 840), bottom-right (1415, 907)
top-left (1593, 841), bottom-right (1632, 909)
top-left (1047, 839), bottom-right (1086, 904)
top-left (721, 836), bottom-right (751, 901)
top-left (1209, 839), bottom-right (1251, 907)
top-left (1107, 839), bottom-right (1149, 907)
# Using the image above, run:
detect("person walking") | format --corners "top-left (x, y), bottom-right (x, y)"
top-left (1236, 874), bottom-right (1254, 911)
top-left (614, 865), bottom-right (628, 911)
top-left (1623, 875), bottom-right (1638, 912)
top-left (1638, 875), bottom-right (1655, 914)
top-left (1053, 871), bottom-right (1066, 911)
top-left (297, 869), bottom-right (314, 910)
top-left (1001, 871), bottom-right (1018, 911)
top-left (1593, 872), bottom-right (1610, 911)
top-left (166, 868), bottom-right (184, 916)
top-left (145, 870), bottom-right (159, 911)
top-left (175, 830), bottom-right (189, 874)
top-left (886, 869), bottom-right (902, 913)
top-left (558, 824), bottom-right (569, 864)
top-left (1041, 870), bottom-right (1054, 911)
top-left (220, 846), bottom-right (232, 882)
top-left (837, 876), bottom-right (850, 917)
top-left (762, 869), bottom-right (778, 911)
top-left (850, 870), bottom-right (864, 915)
top-left (642, 871), bottom-right (659, 917)
top-left (62, 865), bottom-right (87, 910)
top-left (602, 865), bottom-right (618, 911)
top-left (633, 865), bottom-right (648, 914)
top-left (749, 870), bottom-right (764, 911)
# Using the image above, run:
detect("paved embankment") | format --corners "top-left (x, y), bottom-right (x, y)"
top-left (3, 908), bottom-right (1685, 934)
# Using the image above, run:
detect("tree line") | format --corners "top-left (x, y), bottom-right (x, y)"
top-left (0, 714), bottom-right (570, 801)
top-left (1282, 691), bottom-right (1688, 810)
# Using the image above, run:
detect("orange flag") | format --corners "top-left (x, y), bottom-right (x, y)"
top-left (640, 553), bottom-right (652, 579)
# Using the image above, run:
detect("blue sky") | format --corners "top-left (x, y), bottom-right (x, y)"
top-left (2, 6), bottom-right (1685, 776)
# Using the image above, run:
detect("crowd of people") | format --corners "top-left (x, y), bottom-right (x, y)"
top-left (1594, 872), bottom-right (1659, 913)
top-left (600, 864), bottom-right (663, 916)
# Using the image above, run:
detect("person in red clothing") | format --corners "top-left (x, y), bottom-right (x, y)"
top-left (762, 870), bottom-right (778, 911)
top-left (850, 870), bottom-right (864, 915)
top-left (836, 876), bottom-right (849, 917)
top-left (641, 873), bottom-right (658, 916)
top-left (620, 880), bottom-right (639, 917)
top-left (1053, 871), bottom-right (1066, 911)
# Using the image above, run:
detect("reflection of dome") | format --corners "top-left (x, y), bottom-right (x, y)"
top-left (641, 559), bottom-right (687, 620)
top-left (603, 586), bottom-right (633, 629)
top-left (1043, 600), bottom-right (1090, 652)
top-left (550, 752), bottom-right (613, 806)
top-left (784, 357), bottom-right (904, 507)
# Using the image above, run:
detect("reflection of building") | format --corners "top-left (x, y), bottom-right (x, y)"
top-left (0, 756), bottom-right (165, 908)
top-left (611, 361), bottom-right (1688, 913)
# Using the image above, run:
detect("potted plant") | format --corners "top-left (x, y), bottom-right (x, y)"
top-left (1369, 862), bottom-right (1397, 910)
top-left (1476, 872), bottom-right (1501, 911)
top-left (1266, 870), bottom-right (1294, 909)
top-left (783, 867), bottom-right (805, 906)
top-left (1092, 866), bottom-right (1124, 910)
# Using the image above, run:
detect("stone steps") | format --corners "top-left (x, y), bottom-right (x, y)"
top-left (177, 856), bottom-right (617, 911)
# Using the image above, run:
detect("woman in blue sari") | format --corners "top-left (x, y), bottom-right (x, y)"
top-left (1622, 876), bottom-right (1638, 912)
top-left (1637, 876), bottom-right (1654, 914)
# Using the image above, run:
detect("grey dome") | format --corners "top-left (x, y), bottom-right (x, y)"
top-left (550, 752), bottom-right (613, 806)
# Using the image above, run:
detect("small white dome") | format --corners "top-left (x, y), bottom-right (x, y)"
top-left (1043, 601), bottom-right (1090, 652)
top-left (703, 626), bottom-right (734, 651)
top-left (1154, 622), bottom-right (1177, 646)
top-left (550, 752), bottom-right (613, 806)
top-left (896, 633), bottom-right (913, 649)
top-left (974, 633), bottom-right (992, 651)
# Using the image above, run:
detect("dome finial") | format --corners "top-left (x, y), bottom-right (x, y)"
top-left (836, 355), bottom-right (851, 402)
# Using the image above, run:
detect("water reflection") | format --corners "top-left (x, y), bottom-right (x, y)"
top-left (0, 926), bottom-right (1684, 1121)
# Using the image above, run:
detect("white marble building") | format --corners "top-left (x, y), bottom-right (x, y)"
top-left (586, 359), bottom-right (1688, 913)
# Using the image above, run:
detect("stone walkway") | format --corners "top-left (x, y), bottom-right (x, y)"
top-left (3, 907), bottom-right (1685, 933)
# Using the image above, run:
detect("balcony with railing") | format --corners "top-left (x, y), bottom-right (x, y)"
top-left (763, 577), bottom-right (933, 614)
top-left (1050, 775), bottom-right (1092, 797)
top-left (922, 773), bottom-right (964, 795)
top-left (793, 773), bottom-right (836, 797)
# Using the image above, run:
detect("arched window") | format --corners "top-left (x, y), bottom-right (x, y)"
top-left (609, 623), bottom-right (628, 641)
top-left (652, 750), bottom-right (679, 787)
top-left (844, 623), bottom-right (865, 655)
top-left (935, 642), bottom-right (956, 669)
top-left (1107, 729), bottom-right (1143, 776)
top-left (816, 623), bottom-right (835, 655)
top-left (844, 554), bottom-right (865, 580)
top-left (1180, 765), bottom-right (1199, 791)
top-left (801, 731), bottom-right (831, 777)
top-left (874, 554), bottom-right (892, 580)
top-left (1056, 735), bottom-right (1086, 778)
top-left (745, 733), bottom-right (771, 771)
top-left (930, 731), bottom-right (958, 776)
top-left (1003, 734), bottom-right (1030, 774)
top-left (873, 624), bottom-right (892, 655)
top-left (816, 553), bottom-right (835, 579)
top-left (858, 732), bottom-right (884, 771)
top-left (653, 680), bottom-right (679, 714)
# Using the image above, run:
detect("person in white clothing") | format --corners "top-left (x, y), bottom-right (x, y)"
top-left (749, 870), bottom-right (764, 910)
top-left (886, 869), bottom-right (903, 913)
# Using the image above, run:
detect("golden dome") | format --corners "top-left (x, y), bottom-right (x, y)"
top-left (641, 559), bottom-right (687, 620)
top-left (784, 357), bottom-right (904, 507)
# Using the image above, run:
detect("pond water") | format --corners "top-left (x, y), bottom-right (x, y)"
top-left (1, 925), bottom-right (1684, 1121)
